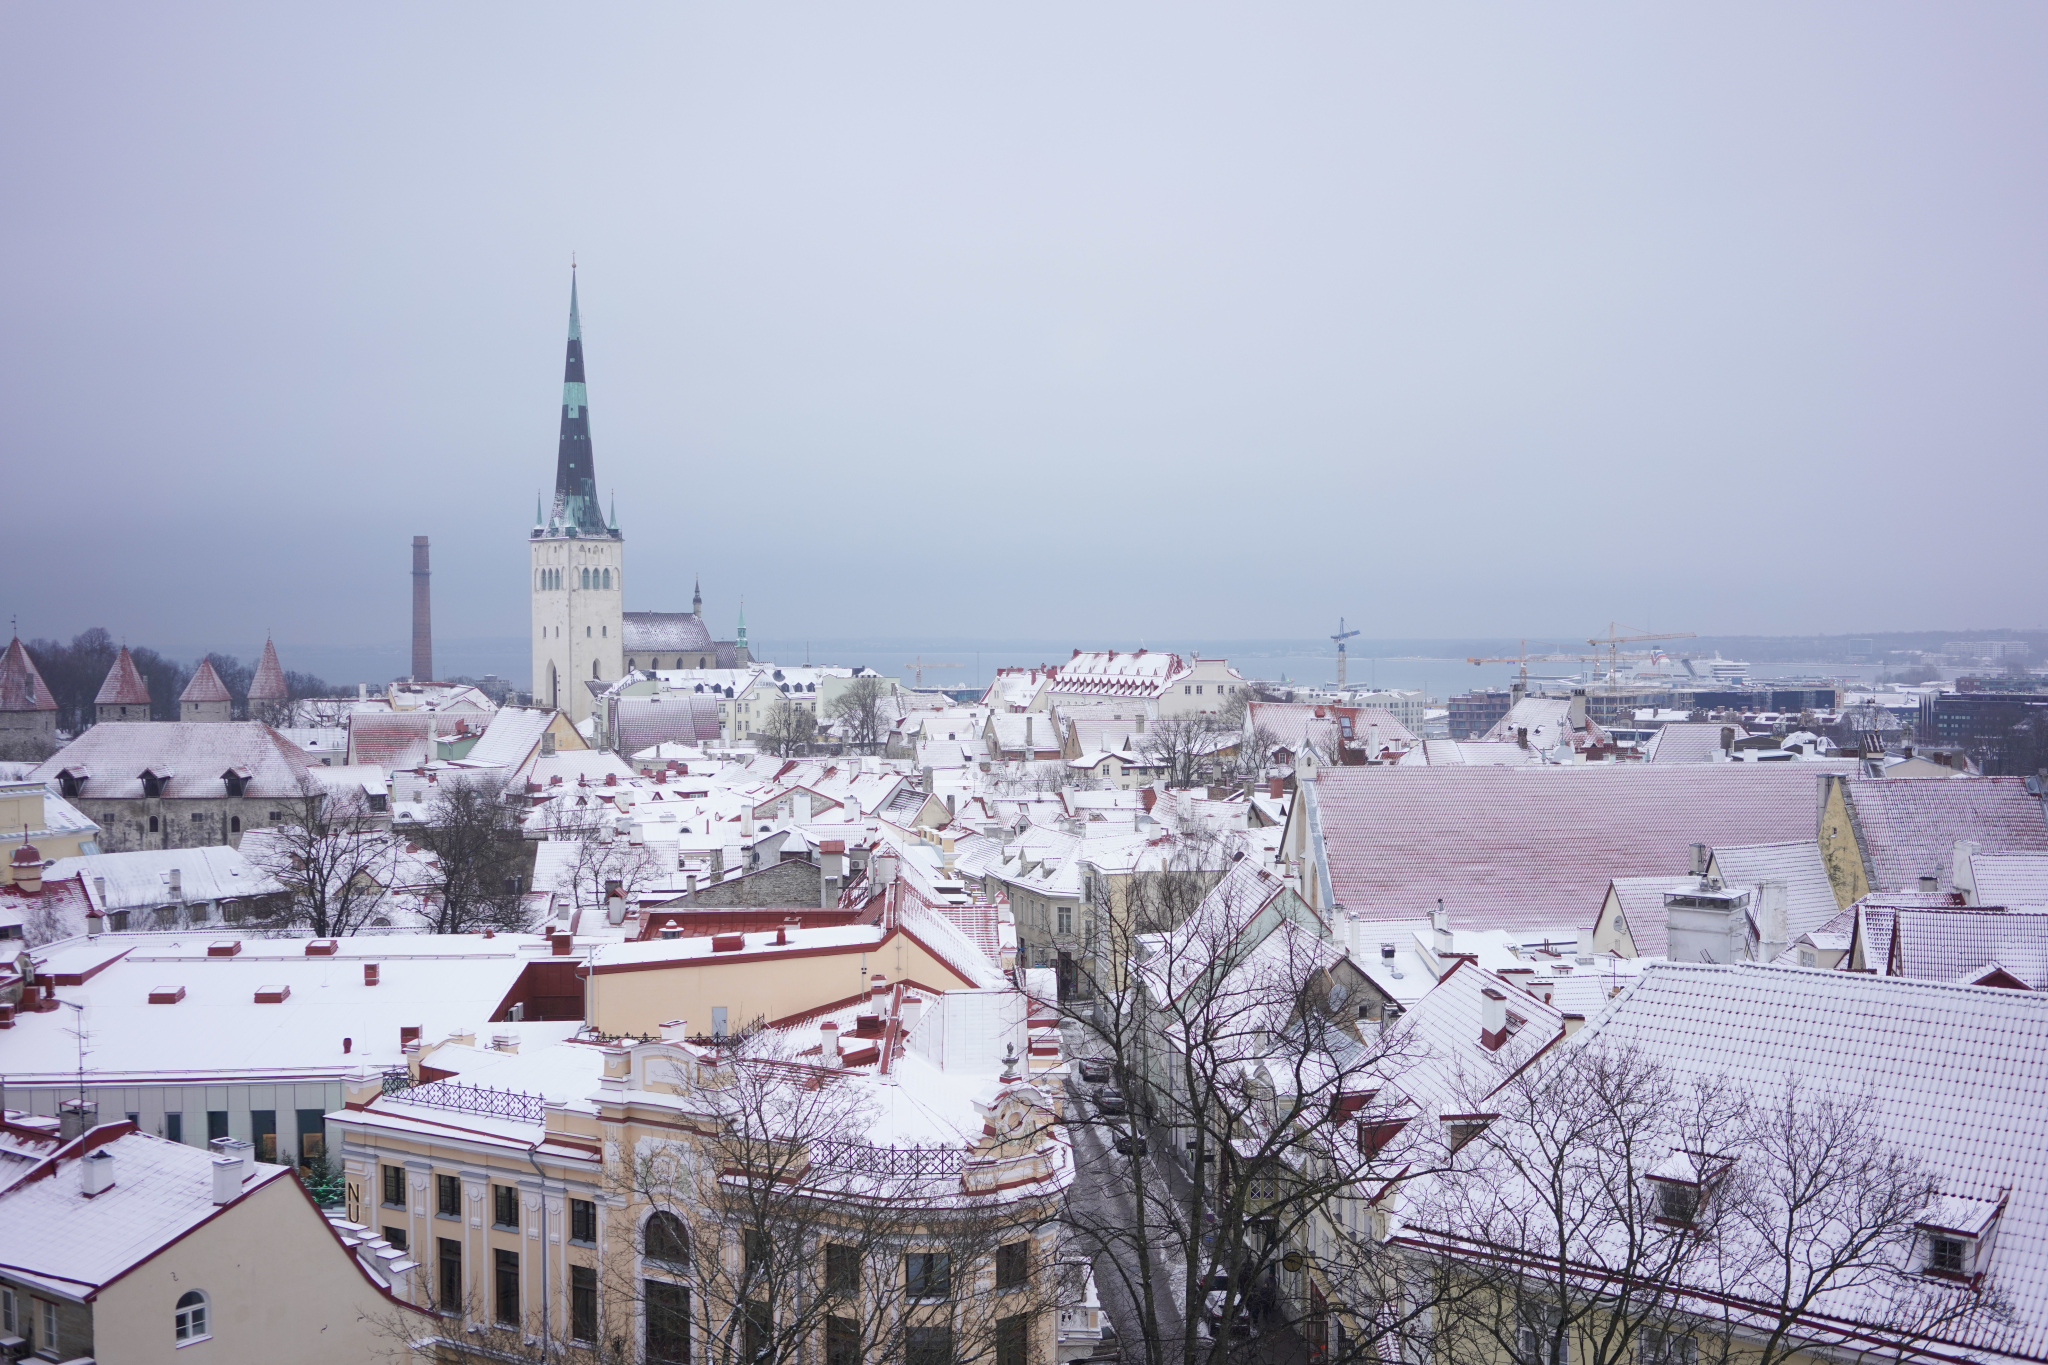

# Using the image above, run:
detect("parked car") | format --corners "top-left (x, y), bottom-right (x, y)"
top-left (1095, 1088), bottom-right (1128, 1117)
top-left (1202, 1270), bottom-right (1254, 1338)
top-left (1077, 1057), bottom-right (1113, 1084)
top-left (1113, 1127), bottom-right (1147, 1156)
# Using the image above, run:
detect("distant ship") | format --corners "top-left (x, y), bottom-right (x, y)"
top-left (1707, 654), bottom-right (1751, 684)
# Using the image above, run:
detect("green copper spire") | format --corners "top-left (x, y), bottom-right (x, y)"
top-left (550, 269), bottom-right (608, 536)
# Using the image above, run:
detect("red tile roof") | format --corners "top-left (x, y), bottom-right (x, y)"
top-left (247, 638), bottom-right (288, 702)
top-left (1316, 764), bottom-right (1833, 931)
top-left (178, 658), bottom-right (233, 704)
top-left (0, 638), bottom-right (56, 713)
top-left (1845, 776), bottom-right (2048, 894)
top-left (94, 646), bottom-right (153, 707)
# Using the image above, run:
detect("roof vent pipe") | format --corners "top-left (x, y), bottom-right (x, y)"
top-left (1919, 874), bottom-right (1939, 893)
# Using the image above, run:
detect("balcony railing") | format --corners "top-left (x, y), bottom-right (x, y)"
top-left (807, 1140), bottom-right (965, 1179)
top-left (390, 1076), bottom-right (547, 1126)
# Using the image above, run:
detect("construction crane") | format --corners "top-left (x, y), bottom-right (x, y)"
top-left (1464, 639), bottom-right (1562, 687)
top-left (906, 656), bottom-right (963, 688)
top-left (1586, 623), bottom-right (1696, 687)
top-left (1330, 617), bottom-right (1361, 689)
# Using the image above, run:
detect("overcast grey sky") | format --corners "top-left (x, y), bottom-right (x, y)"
top-left (4, 3), bottom-right (2043, 661)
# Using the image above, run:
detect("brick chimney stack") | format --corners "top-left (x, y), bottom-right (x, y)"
top-left (411, 535), bottom-right (433, 682)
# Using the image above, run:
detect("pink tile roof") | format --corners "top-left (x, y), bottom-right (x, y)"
top-left (0, 638), bottom-right (56, 713)
top-left (1846, 776), bottom-right (2048, 894)
top-left (247, 637), bottom-right (288, 702)
top-left (1316, 765), bottom-right (1832, 932)
top-left (178, 657), bottom-right (233, 703)
top-left (93, 645), bottom-right (153, 706)
top-left (1885, 907), bottom-right (2048, 988)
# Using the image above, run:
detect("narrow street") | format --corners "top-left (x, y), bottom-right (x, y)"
top-left (1064, 1093), bottom-right (1308, 1365)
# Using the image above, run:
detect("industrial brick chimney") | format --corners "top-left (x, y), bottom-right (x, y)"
top-left (411, 535), bottom-right (433, 682)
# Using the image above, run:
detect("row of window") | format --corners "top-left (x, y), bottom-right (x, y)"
top-left (537, 567), bottom-right (615, 591)
top-left (154, 1108), bottom-right (323, 1165)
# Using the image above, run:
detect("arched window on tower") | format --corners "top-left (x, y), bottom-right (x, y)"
top-left (593, 661), bottom-right (602, 680)
top-left (602, 568), bottom-right (611, 589)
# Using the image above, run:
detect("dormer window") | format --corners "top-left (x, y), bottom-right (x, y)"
top-left (141, 768), bottom-right (173, 799)
top-left (1656, 1182), bottom-right (1700, 1225)
top-left (57, 768), bottom-right (87, 798)
top-left (1917, 1193), bottom-right (2004, 1280)
top-left (222, 767), bottom-right (251, 797)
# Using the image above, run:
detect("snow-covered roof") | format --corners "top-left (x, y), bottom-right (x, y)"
top-left (1574, 963), bottom-right (2048, 1362)
top-left (7, 933), bottom-right (552, 1084)
top-left (31, 722), bottom-right (315, 801)
top-left (0, 1124), bottom-right (294, 1296)
top-left (45, 844), bottom-right (283, 912)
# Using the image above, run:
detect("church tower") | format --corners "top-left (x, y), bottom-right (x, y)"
top-left (531, 270), bottom-right (623, 722)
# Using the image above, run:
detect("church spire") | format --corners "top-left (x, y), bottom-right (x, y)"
top-left (693, 575), bottom-right (702, 617)
top-left (551, 269), bottom-right (608, 536)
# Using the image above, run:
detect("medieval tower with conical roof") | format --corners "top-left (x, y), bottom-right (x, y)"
top-left (531, 270), bottom-right (624, 721)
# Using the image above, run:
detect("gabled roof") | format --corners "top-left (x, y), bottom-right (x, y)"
top-left (29, 722), bottom-right (314, 801)
top-left (1708, 840), bottom-right (1840, 943)
top-left (1316, 765), bottom-right (1835, 932)
top-left (94, 645), bottom-right (153, 707)
top-left (615, 694), bottom-right (721, 755)
top-left (623, 612), bottom-right (714, 654)
top-left (1970, 853), bottom-right (2048, 909)
top-left (0, 638), bottom-right (56, 713)
top-left (1885, 908), bottom-right (2048, 989)
top-left (247, 637), bottom-right (288, 702)
top-left (178, 658), bottom-right (234, 703)
top-left (1642, 721), bottom-right (1747, 764)
top-left (1846, 776), bottom-right (2048, 894)
top-left (1576, 963), bottom-right (2048, 1362)
top-left (0, 1124), bottom-right (294, 1293)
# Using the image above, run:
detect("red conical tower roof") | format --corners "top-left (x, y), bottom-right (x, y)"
top-left (179, 658), bottom-right (233, 704)
top-left (0, 638), bottom-right (56, 713)
top-left (248, 637), bottom-right (288, 702)
top-left (95, 645), bottom-right (153, 706)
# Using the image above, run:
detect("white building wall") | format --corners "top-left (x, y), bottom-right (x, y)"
top-left (531, 531), bottom-right (624, 723)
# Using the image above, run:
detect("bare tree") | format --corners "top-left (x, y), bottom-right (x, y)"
top-left (412, 771), bottom-right (532, 933)
top-left (556, 814), bottom-right (662, 926)
top-left (1058, 856), bottom-right (1444, 1365)
top-left (1407, 1043), bottom-right (1747, 1365)
top-left (613, 1035), bottom-right (1065, 1365)
top-left (828, 676), bottom-right (892, 755)
top-left (1403, 1056), bottom-right (2010, 1365)
top-left (1139, 714), bottom-right (1228, 790)
top-left (760, 695), bottom-right (818, 757)
top-left (1706, 1081), bottom-right (2008, 1365)
top-left (242, 772), bottom-right (397, 936)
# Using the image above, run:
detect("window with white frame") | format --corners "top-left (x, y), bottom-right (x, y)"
top-left (175, 1289), bottom-right (210, 1344)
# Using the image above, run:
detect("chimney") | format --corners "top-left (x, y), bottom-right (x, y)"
top-left (660, 925), bottom-right (682, 940)
top-left (411, 535), bottom-right (434, 682)
top-left (58, 1098), bottom-right (98, 1140)
top-left (901, 995), bottom-right (923, 1030)
top-left (1720, 726), bottom-right (1736, 754)
top-left (1561, 1013), bottom-right (1586, 1036)
top-left (212, 1154), bottom-right (244, 1205)
top-left (1756, 881), bottom-right (1789, 961)
top-left (1918, 873), bottom-right (1939, 893)
top-left (1953, 839), bottom-right (1982, 904)
top-left (80, 1148), bottom-right (115, 1197)
top-left (871, 972), bottom-right (889, 1002)
top-left (607, 888), bottom-right (627, 926)
top-left (820, 1020), bottom-right (841, 1067)
top-left (1141, 787), bottom-right (1157, 814)
top-left (1268, 775), bottom-right (1284, 799)
top-left (1479, 989), bottom-right (1508, 1050)
top-left (1025, 714), bottom-right (1034, 751)
top-left (364, 963), bottom-right (381, 986)
top-left (1688, 842), bottom-right (1711, 877)
top-left (1430, 899), bottom-right (1453, 955)
top-left (685, 871), bottom-right (699, 896)
top-left (1568, 689), bottom-right (1587, 729)
top-left (551, 931), bottom-right (573, 956)
top-left (1575, 926), bottom-right (1594, 964)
